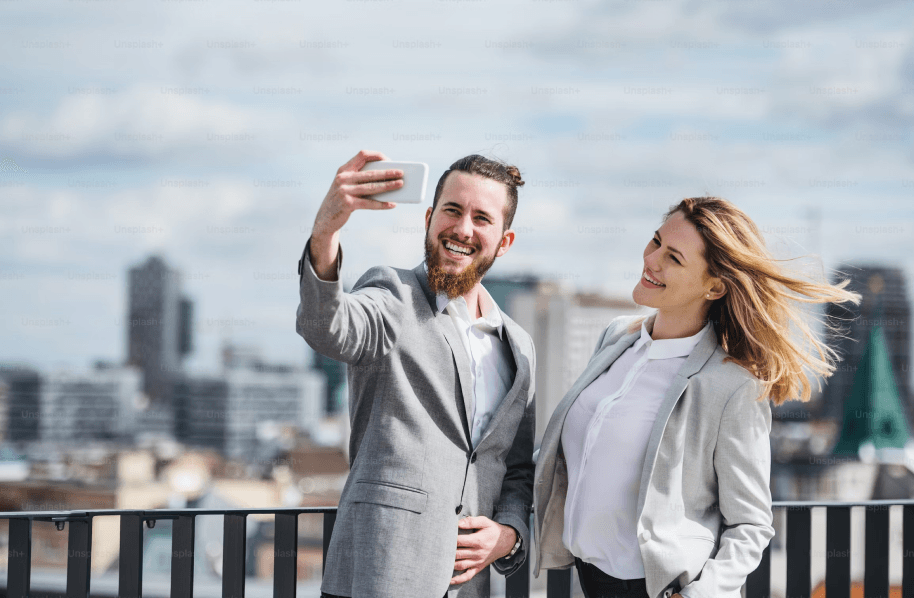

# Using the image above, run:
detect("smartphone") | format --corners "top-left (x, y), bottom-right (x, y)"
top-left (360, 161), bottom-right (429, 204)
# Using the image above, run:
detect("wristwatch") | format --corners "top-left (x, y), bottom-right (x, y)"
top-left (503, 527), bottom-right (522, 560)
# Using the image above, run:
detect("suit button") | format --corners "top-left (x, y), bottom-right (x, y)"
top-left (639, 530), bottom-right (652, 543)
top-left (470, 453), bottom-right (477, 464)
top-left (455, 505), bottom-right (463, 514)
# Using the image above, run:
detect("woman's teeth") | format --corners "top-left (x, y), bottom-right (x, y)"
top-left (643, 272), bottom-right (665, 287)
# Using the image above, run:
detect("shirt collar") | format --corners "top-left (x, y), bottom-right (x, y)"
top-left (427, 264), bottom-right (505, 340)
top-left (632, 319), bottom-right (711, 360)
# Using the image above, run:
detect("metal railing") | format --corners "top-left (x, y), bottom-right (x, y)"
top-left (3, 500), bottom-right (914, 598)
top-left (0, 507), bottom-right (336, 598)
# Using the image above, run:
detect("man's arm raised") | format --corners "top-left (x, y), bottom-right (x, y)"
top-left (296, 150), bottom-right (406, 365)
top-left (309, 149), bottom-right (403, 280)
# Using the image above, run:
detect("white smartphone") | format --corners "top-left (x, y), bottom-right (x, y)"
top-left (360, 160), bottom-right (429, 204)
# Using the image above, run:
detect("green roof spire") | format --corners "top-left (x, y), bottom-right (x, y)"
top-left (833, 323), bottom-right (909, 456)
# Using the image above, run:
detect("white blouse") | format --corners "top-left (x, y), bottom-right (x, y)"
top-left (561, 320), bottom-right (711, 579)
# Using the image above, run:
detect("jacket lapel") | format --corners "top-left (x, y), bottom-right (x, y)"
top-left (475, 315), bottom-right (531, 448)
top-left (537, 321), bottom-right (642, 491)
top-left (413, 264), bottom-right (474, 448)
top-left (549, 327), bottom-right (642, 446)
top-left (635, 321), bottom-right (718, 518)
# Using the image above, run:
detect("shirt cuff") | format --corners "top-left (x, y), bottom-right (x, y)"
top-left (298, 237), bottom-right (343, 283)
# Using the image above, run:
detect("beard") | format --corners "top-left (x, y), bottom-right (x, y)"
top-left (424, 231), bottom-right (498, 299)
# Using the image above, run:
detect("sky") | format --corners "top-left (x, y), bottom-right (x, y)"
top-left (1, 0), bottom-right (913, 375)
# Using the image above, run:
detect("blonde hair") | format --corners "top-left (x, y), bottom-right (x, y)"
top-left (663, 197), bottom-right (860, 406)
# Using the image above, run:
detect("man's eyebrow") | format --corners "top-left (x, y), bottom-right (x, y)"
top-left (655, 230), bottom-right (686, 263)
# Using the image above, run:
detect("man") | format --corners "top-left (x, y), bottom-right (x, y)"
top-left (296, 150), bottom-right (536, 598)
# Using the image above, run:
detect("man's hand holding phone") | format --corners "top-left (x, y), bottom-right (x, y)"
top-left (310, 150), bottom-right (403, 281)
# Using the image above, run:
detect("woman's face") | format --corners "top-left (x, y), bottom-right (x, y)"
top-left (632, 211), bottom-right (722, 315)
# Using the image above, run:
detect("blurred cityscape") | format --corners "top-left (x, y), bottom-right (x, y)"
top-left (0, 250), bottom-right (912, 595)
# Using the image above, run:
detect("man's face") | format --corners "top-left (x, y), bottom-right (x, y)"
top-left (424, 171), bottom-right (515, 298)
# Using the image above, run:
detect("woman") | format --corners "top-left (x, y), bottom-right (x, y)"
top-left (532, 197), bottom-right (859, 598)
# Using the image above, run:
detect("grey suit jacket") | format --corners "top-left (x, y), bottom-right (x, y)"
top-left (533, 315), bottom-right (773, 598)
top-left (296, 240), bottom-right (536, 598)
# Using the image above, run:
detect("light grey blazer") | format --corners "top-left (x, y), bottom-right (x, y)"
top-left (296, 240), bottom-right (536, 598)
top-left (533, 314), bottom-right (773, 598)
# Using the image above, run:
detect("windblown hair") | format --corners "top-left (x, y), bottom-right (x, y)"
top-left (431, 155), bottom-right (524, 230)
top-left (663, 197), bottom-right (860, 405)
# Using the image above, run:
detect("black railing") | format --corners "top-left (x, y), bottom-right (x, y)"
top-left (3, 500), bottom-right (914, 598)
top-left (744, 500), bottom-right (914, 598)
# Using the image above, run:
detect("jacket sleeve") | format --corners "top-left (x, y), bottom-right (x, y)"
top-left (492, 341), bottom-right (536, 576)
top-left (295, 238), bottom-right (406, 365)
top-left (679, 380), bottom-right (775, 598)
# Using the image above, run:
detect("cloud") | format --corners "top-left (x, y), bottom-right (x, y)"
top-left (3, 0), bottom-right (914, 372)
top-left (0, 84), bottom-right (285, 166)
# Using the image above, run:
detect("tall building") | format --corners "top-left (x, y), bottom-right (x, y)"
top-left (126, 256), bottom-right (194, 409)
top-left (820, 265), bottom-right (911, 425)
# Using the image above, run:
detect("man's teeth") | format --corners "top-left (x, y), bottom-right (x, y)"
top-left (643, 272), bottom-right (665, 287)
top-left (444, 241), bottom-right (472, 255)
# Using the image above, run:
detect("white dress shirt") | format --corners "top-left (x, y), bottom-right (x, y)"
top-left (435, 285), bottom-right (515, 447)
top-left (561, 320), bottom-right (711, 579)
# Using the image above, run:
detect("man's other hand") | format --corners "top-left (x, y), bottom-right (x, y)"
top-left (450, 516), bottom-right (517, 585)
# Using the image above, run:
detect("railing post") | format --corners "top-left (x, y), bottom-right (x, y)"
top-left (322, 510), bottom-right (336, 576)
top-left (546, 568), bottom-right (574, 598)
top-left (66, 518), bottom-right (93, 598)
top-left (223, 513), bottom-right (247, 598)
top-left (864, 505), bottom-right (890, 598)
top-left (505, 513), bottom-right (531, 598)
top-left (825, 506), bottom-right (851, 598)
top-left (904, 505), bottom-right (914, 598)
top-left (505, 554), bottom-right (530, 598)
top-left (119, 512), bottom-right (144, 598)
top-left (786, 506), bottom-right (811, 598)
top-left (171, 514), bottom-right (196, 598)
top-left (7, 518), bottom-right (32, 598)
top-left (745, 544), bottom-right (770, 598)
top-left (274, 513), bottom-right (298, 598)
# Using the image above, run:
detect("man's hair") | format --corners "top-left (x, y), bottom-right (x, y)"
top-left (430, 155), bottom-right (524, 230)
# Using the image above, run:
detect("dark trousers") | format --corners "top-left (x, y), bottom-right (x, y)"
top-left (574, 558), bottom-right (649, 598)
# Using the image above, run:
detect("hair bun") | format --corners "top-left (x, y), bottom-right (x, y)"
top-left (505, 165), bottom-right (524, 187)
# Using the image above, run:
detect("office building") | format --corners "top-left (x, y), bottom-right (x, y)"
top-left (39, 365), bottom-right (144, 444)
top-left (175, 346), bottom-right (326, 460)
top-left (126, 255), bottom-right (194, 407)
